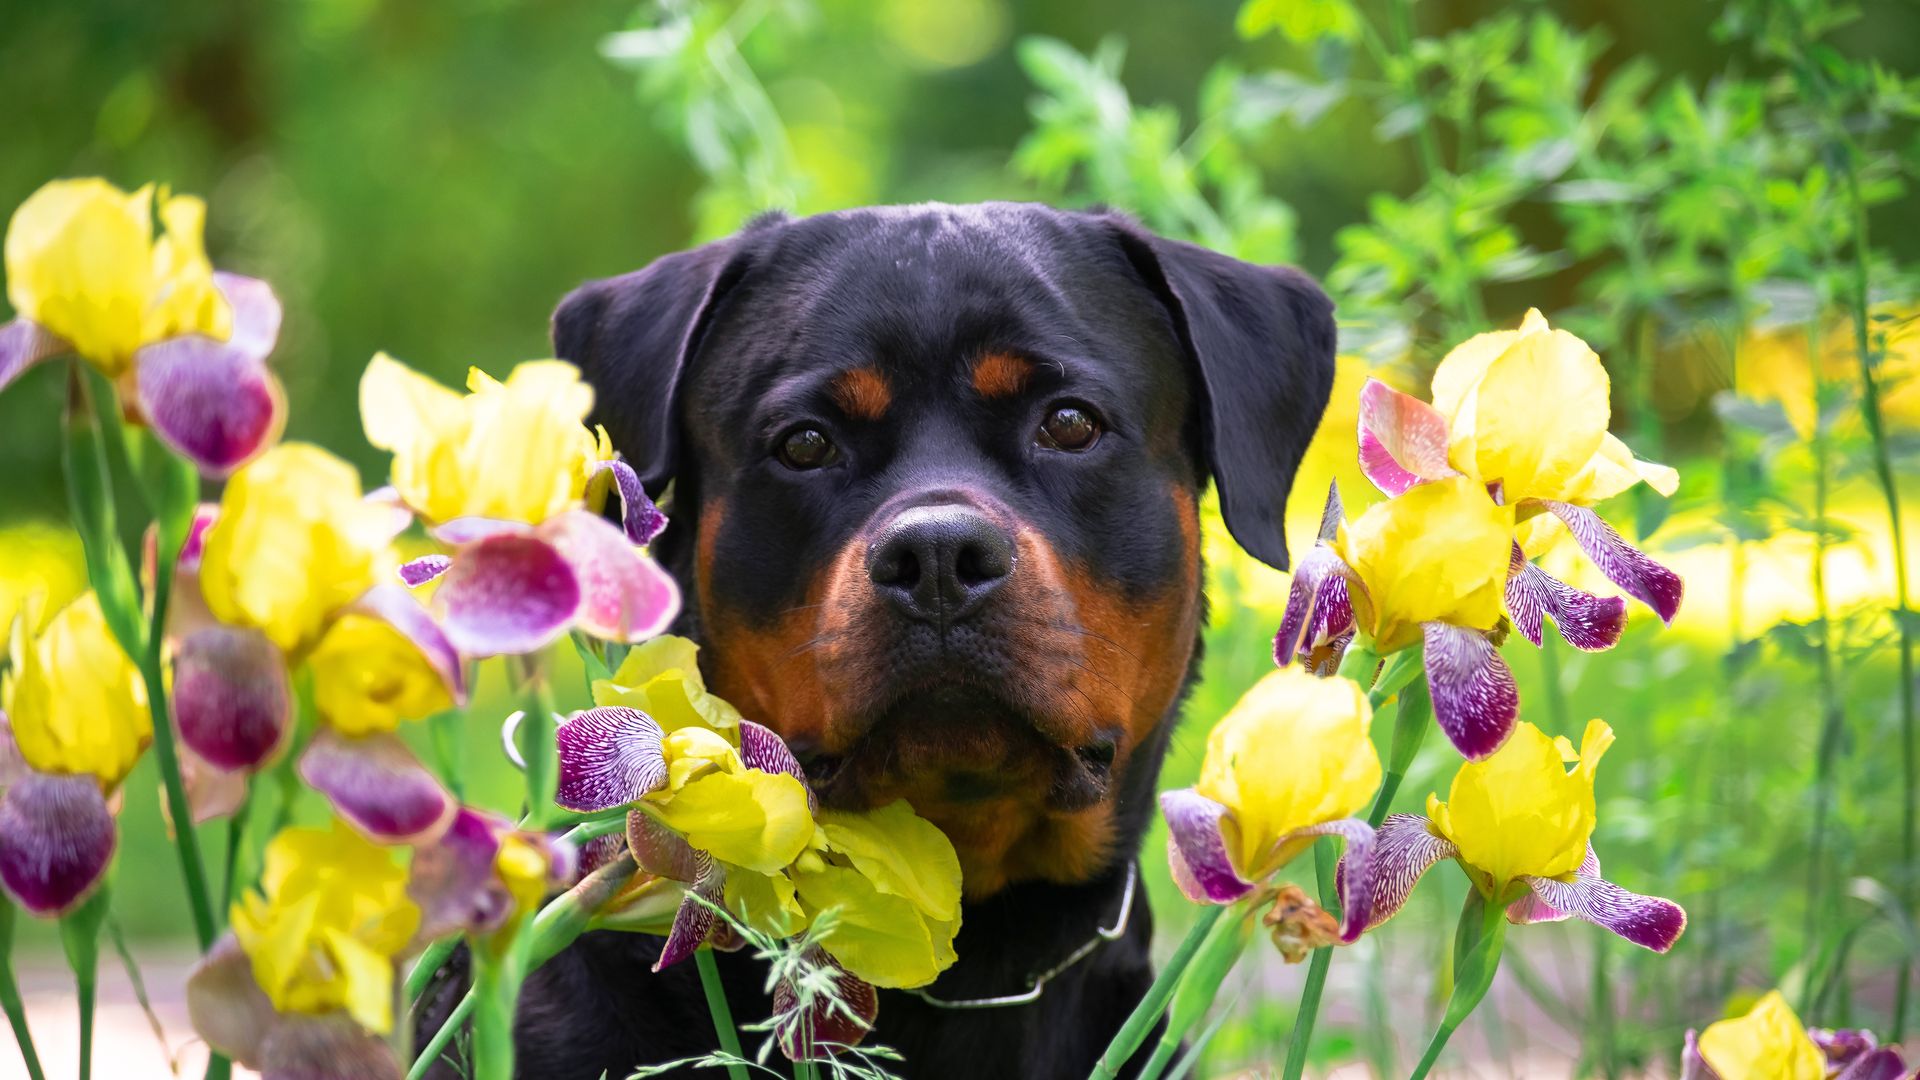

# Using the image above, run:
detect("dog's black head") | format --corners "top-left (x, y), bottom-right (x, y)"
top-left (554, 203), bottom-right (1333, 897)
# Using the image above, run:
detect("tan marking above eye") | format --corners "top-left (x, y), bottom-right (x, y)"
top-left (829, 367), bottom-right (892, 421)
top-left (971, 352), bottom-right (1033, 399)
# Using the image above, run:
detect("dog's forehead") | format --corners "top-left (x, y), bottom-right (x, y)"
top-left (698, 203), bottom-right (1176, 401)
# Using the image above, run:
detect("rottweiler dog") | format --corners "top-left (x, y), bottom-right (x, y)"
top-left (418, 202), bottom-right (1334, 1079)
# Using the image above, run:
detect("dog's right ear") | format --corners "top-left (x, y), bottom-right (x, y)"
top-left (551, 235), bottom-right (757, 495)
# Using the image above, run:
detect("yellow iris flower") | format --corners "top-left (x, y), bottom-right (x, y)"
top-left (4, 178), bottom-right (230, 374)
top-left (1194, 666), bottom-right (1379, 881)
top-left (230, 820), bottom-right (420, 1035)
top-left (359, 352), bottom-right (609, 527)
top-left (3, 592), bottom-right (150, 789)
top-left (592, 635), bottom-right (743, 735)
top-left (1334, 474), bottom-right (1513, 653)
top-left (792, 800), bottom-right (963, 989)
top-left (1430, 308), bottom-right (1678, 509)
top-left (1427, 719), bottom-right (1614, 894)
top-left (198, 444), bottom-right (396, 656)
top-left (305, 613), bottom-right (455, 735)
top-left (1695, 991), bottom-right (1825, 1080)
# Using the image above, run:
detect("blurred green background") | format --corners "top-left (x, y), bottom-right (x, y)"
top-left (5, 0), bottom-right (1920, 1075)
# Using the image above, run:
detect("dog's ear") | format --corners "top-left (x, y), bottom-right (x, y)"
top-left (1108, 219), bottom-right (1336, 571)
top-left (551, 235), bottom-right (757, 495)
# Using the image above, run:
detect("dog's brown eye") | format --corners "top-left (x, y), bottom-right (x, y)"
top-left (1037, 406), bottom-right (1100, 452)
top-left (777, 427), bottom-right (839, 470)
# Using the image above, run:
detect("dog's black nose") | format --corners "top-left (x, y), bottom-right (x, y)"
top-left (867, 505), bottom-right (1014, 623)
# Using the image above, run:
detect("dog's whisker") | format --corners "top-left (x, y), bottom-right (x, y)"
top-left (1045, 621), bottom-right (1143, 664)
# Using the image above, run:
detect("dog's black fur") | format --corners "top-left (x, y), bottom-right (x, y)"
top-left (417, 203), bottom-right (1334, 1079)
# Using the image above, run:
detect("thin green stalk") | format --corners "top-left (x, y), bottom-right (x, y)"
top-left (1408, 889), bottom-right (1510, 1080)
top-left (1838, 163), bottom-right (1916, 1038)
top-left (1137, 906), bottom-right (1252, 1080)
top-left (1368, 675), bottom-right (1433, 829)
top-left (0, 901), bottom-right (47, 1080)
top-left (1280, 842), bottom-right (1341, 1080)
top-left (519, 670), bottom-right (559, 829)
top-left (468, 940), bottom-right (524, 1080)
top-left (106, 915), bottom-right (171, 1068)
top-left (1802, 317), bottom-right (1846, 1016)
top-left (59, 886), bottom-right (109, 1080)
top-left (408, 937), bottom-right (460, 1005)
top-left (695, 949), bottom-right (750, 1080)
top-left (1589, 930), bottom-right (1616, 1079)
top-left (1089, 904), bottom-right (1228, 1080)
top-left (408, 992), bottom-right (475, 1080)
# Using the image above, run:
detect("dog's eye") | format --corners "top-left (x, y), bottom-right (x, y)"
top-left (776, 427), bottom-right (839, 470)
top-left (1036, 405), bottom-right (1101, 452)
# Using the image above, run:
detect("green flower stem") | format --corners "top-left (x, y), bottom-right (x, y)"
top-left (1408, 887), bottom-right (1510, 1080)
top-left (1367, 674), bottom-right (1433, 830)
top-left (695, 948), bottom-right (750, 1080)
top-left (468, 936), bottom-right (525, 1080)
top-left (0, 901), bottom-right (47, 1080)
top-left (560, 815), bottom-right (630, 849)
top-left (518, 668), bottom-right (560, 830)
top-left (1138, 907), bottom-right (1253, 1080)
top-left (409, 856), bottom-right (638, 1079)
top-left (1280, 841), bottom-right (1342, 1080)
top-left (59, 886), bottom-right (109, 1080)
top-left (1090, 903), bottom-right (1228, 1080)
top-left (406, 937), bottom-right (460, 1004)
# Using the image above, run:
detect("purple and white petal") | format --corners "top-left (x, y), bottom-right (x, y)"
top-left (1273, 545), bottom-right (1352, 668)
top-left (554, 706), bottom-right (667, 813)
top-left (135, 333), bottom-right (288, 476)
top-left (776, 948), bottom-right (877, 1061)
top-left (361, 486), bottom-right (416, 546)
top-left (1339, 813), bottom-right (1458, 934)
top-left (1159, 788), bottom-right (1254, 904)
top-left (0, 773), bottom-right (117, 916)
top-left (1422, 621), bottom-right (1520, 760)
top-left (399, 554), bottom-right (452, 588)
top-left (1813, 1027), bottom-right (1880, 1069)
top-left (171, 625), bottom-right (292, 772)
top-left (1275, 817), bottom-right (1378, 941)
top-left (0, 319), bottom-right (65, 394)
top-left (1518, 862), bottom-right (1686, 953)
top-left (537, 510), bottom-right (680, 644)
top-left (258, 1012), bottom-right (403, 1080)
top-left (186, 934), bottom-right (277, 1069)
top-left (592, 459), bottom-right (669, 546)
top-left (1544, 501), bottom-right (1684, 625)
top-left (178, 744), bottom-right (249, 825)
top-left (298, 729), bottom-right (455, 845)
top-left (429, 517), bottom-right (535, 545)
top-left (353, 583), bottom-right (467, 705)
top-left (1504, 543), bottom-right (1627, 651)
top-left (1357, 378), bottom-right (1458, 496)
top-left (627, 809), bottom-right (703, 882)
top-left (739, 719), bottom-right (816, 814)
top-left (177, 503), bottom-right (219, 575)
top-left (653, 854), bottom-right (724, 972)
top-left (433, 534), bottom-right (581, 657)
top-left (1831, 1048), bottom-right (1909, 1080)
top-left (211, 273), bottom-right (285, 361)
top-left (1507, 845), bottom-right (1598, 925)
top-left (409, 806), bottom-right (511, 938)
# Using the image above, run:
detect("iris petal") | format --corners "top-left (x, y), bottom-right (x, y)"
top-left (1357, 378), bottom-right (1457, 496)
top-left (171, 625), bottom-right (292, 771)
top-left (1274, 817), bottom-right (1377, 941)
top-left (537, 510), bottom-right (680, 644)
top-left (775, 949), bottom-right (877, 1062)
top-left (1274, 545), bottom-right (1352, 667)
top-left (1159, 788), bottom-right (1255, 904)
top-left (1518, 855), bottom-right (1685, 952)
top-left (1544, 501), bottom-right (1683, 624)
top-left (1832, 1049), bottom-right (1910, 1080)
top-left (1340, 813), bottom-right (1457, 934)
top-left (653, 853), bottom-right (723, 972)
top-left (0, 772), bottom-right (116, 915)
top-left (135, 330), bottom-right (287, 477)
top-left (553, 706), bottom-right (667, 813)
top-left (352, 584), bottom-right (467, 706)
top-left (408, 806), bottom-right (510, 939)
top-left (1504, 543), bottom-right (1627, 651)
top-left (434, 533), bottom-right (581, 656)
top-left (591, 459), bottom-right (669, 546)
top-left (1421, 621), bottom-right (1519, 760)
top-left (398, 555), bottom-right (451, 588)
top-left (297, 729), bottom-right (455, 844)
top-left (186, 935), bottom-right (278, 1069)
top-left (626, 807), bottom-right (703, 882)
top-left (0, 318), bottom-right (64, 393)
top-left (258, 1012), bottom-right (404, 1080)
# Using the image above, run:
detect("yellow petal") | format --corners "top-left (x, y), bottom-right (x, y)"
top-left (793, 861), bottom-right (952, 989)
top-left (1429, 720), bottom-right (1609, 890)
top-left (1194, 667), bottom-right (1379, 880)
top-left (1449, 321), bottom-right (1611, 503)
top-left (144, 192), bottom-right (230, 346)
top-left (322, 927), bottom-right (397, 1035)
top-left (722, 867), bottom-right (806, 939)
top-left (1697, 991), bottom-right (1826, 1080)
top-left (306, 613), bottom-right (453, 735)
top-left (1430, 327), bottom-right (1520, 425)
top-left (651, 768), bottom-right (814, 874)
top-left (198, 444), bottom-right (392, 655)
top-left (819, 800), bottom-right (963, 922)
top-left (1335, 475), bottom-right (1513, 650)
top-left (4, 178), bottom-right (154, 372)
top-left (1560, 433), bottom-right (1681, 504)
top-left (593, 635), bottom-right (744, 734)
top-left (3, 592), bottom-right (150, 789)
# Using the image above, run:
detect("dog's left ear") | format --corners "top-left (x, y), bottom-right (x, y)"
top-left (1107, 218), bottom-right (1337, 571)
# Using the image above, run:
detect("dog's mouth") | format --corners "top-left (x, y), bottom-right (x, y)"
top-left (795, 682), bottom-right (1120, 814)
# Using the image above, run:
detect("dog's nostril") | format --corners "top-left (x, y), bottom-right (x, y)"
top-left (954, 539), bottom-right (1011, 586)
top-left (871, 547), bottom-right (920, 589)
top-left (1075, 739), bottom-right (1118, 777)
